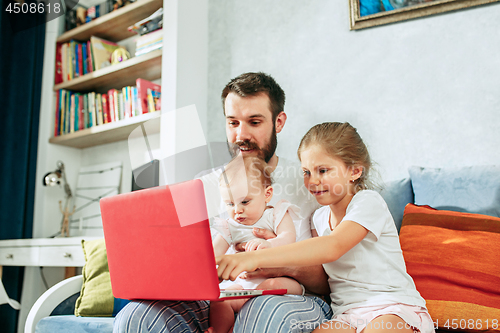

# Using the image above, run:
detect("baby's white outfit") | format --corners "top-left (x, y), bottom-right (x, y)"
top-left (214, 199), bottom-right (301, 289)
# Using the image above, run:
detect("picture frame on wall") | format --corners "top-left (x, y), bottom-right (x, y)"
top-left (349, 0), bottom-right (500, 30)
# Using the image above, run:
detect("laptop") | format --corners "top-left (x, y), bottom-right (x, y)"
top-left (100, 178), bottom-right (286, 301)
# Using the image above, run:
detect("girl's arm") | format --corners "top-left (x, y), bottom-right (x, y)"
top-left (241, 229), bottom-right (330, 295)
top-left (217, 220), bottom-right (369, 281)
top-left (213, 234), bottom-right (230, 258)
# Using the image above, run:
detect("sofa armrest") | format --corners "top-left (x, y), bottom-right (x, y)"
top-left (25, 275), bottom-right (83, 333)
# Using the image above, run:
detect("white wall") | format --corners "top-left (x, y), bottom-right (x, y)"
top-left (206, 0), bottom-right (500, 182)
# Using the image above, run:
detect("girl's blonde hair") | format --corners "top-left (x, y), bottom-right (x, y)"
top-left (297, 122), bottom-right (374, 192)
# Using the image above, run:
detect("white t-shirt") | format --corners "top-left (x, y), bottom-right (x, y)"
top-left (312, 190), bottom-right (426, 316)
top-left (199, 156), bottom-right (320, 242)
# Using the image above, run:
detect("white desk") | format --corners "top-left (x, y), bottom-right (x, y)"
top-left (0, 237), bottom-right (99, 309)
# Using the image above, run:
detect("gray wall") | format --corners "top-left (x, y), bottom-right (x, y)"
top-left (207, 0), bottom-right (500, 181)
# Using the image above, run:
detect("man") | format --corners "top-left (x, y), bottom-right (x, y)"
top-left (114, 72), bottom-right (332, 333)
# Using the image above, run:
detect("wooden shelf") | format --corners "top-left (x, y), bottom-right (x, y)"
top-left (53, 49), bottom-right (162, 93)
top-left (57, 0), bottom-right (163, 43)
top-left (49, 112), bottom-right (161, 149)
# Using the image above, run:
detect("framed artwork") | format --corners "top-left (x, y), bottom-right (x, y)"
top-left (349, 0), bottom-right (500, 30)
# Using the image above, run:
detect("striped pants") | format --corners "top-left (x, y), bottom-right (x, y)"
top-left (113, 295), bottom-right (332, 333)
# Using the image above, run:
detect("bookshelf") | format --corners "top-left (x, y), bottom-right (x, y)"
top-left (49, 111), bottom-right (160, 148)
top-left (57, 0), bottom-right (163, 43)
top-left (50, 0), bottom-right (163, 149)
top-left (53, 49), bottom-right (161, 93)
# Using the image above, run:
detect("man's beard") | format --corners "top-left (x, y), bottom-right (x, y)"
top-left (228, 126), bottom-right (277, 163)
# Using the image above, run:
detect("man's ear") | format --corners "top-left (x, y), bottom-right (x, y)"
top-left (264, 186), bottom-right (273, 203)
top-left (351, 166), bottom-right (363, 182)
top-left (275, 112), bottom-right (286, 134)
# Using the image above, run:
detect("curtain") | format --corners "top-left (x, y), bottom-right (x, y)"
top-left (0, 0), bottom-right (45, 331)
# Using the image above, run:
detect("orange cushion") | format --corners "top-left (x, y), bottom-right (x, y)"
top-left (400, 204), bottom-right (500, 333)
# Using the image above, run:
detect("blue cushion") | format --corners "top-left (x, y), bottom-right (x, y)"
top-left (379, 178), bottom-right (414, 233)
top-left (408, 165), bottom-right (500, 217)
top-left (35, 315), bottom-right (113, 333)
top-left (51, 293), bottom-right (79, 315)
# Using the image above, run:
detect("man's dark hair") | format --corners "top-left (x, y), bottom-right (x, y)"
top-left (221, 72), bottom-right (286, 121)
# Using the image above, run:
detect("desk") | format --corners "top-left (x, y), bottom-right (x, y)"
top-left (0, 237), bottom-right (99, 309)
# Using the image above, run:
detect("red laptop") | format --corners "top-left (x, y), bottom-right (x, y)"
top-left (100, 179), bottom-right (286, 301)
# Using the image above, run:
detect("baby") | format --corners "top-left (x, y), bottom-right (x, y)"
top-left (209, 155), bottom-right (303, 333)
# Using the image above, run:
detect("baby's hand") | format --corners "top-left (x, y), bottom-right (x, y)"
top-left (244, 239), bottom-right (272, 252)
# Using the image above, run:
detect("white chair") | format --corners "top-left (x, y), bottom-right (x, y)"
top-left (24, 275), bottom-right (83, 333)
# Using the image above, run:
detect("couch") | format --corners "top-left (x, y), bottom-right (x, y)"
top-left (26, 165), bottom-right (500, 333)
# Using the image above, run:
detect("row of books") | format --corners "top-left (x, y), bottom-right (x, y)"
top-left (54, 79), bottom-right (161, 137)
top-left (55, 36), bottom-right (127, 84)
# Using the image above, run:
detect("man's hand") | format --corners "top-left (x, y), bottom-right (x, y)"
top-left (235, 227), bottom-right (277, 252)
top-left (244, 239), bottom-right (272, 252)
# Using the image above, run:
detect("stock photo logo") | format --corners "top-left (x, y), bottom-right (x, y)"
top-left (4, 0), bottom-right (80, 33)
top-left (128, 105), bottom-right (247, 227)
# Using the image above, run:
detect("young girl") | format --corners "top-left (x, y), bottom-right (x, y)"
top-left (215, 123), bottom-right (435, 333)
top-left (210, 155), bottom-right (304, 333)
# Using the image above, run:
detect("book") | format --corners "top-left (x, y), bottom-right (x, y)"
top-left (151, 90), bottom-right (161, 112)
top-left (88, 40), bottom-right (95, 72)
top-left (74, 93), bottom-right (80, 131)
top-left (135, 29), bottom-right (163, 56)
top-left (96, 93), bottom-right (103, 125)
top-left (78, 93), bottom-right (84, 130)
top-left (69, 41), bottom-right (75, 80)
top-left (75, 42), bottom-right (80, 78)
top-left (122, 87), bottom-right (129, 118)
top-left (89, 92), bottom-right (96, 127)
top-left (136, 78), bottom-right (161, 114)
top-left (86, 41), bottom-right (92, 73)
top-left (60, 90), bottom-right (66, 135)
top-left (132, 87), bottom-right (138, 116)
top-left (82, 43), bottom-right (87, 75)
top-left (65, 90), bottom-right (70, 134)
top-left (78, 43), bottom-right (83, 77)
top-left (61, 43), bottom-right (68, 82)
top-left (70, 93), bottom-right (75, 133)
top-left (113, 89), bottom-right (119, 121)
top-left (54, 91), bottom-right (60, 136)
top-left (90, 36), bottom-right (126, 71)
top-left (146, 89), bottom-right (154, 113)
top-left (83, 93), bottom-right (89, 128)
top-left (128, 8), bottom-right (163, 35)
top-left (55, 43), bottom-right (63, 84)
top-left (102, 93), bottom-right (110, 123)
top-left (107, 90), bottom-right (115, 123)
top-left (117, 91), bottom-right (124, 120)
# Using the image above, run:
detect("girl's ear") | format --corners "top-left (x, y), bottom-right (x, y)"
top-left (264, 186), bottom-right (273, 203)
top-left (351, 166), bottom-right (363, 182)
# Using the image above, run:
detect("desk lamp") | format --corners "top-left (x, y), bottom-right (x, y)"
top-left (43, 161), bottom-right (74, 237)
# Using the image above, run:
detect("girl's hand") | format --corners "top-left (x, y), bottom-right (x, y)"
top-left (245, 239), bottom-right (272, 251)
top-left (216, 252), bottom-right (259, 281)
